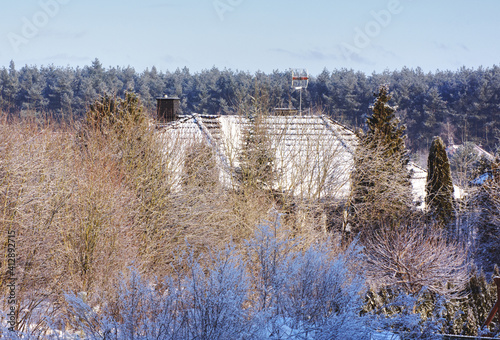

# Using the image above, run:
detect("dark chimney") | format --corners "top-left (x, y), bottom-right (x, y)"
top-left (157, 95), bottom-right (180, 123)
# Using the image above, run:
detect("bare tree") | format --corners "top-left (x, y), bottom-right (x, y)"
top-left (363, 223), bottom-right (469, 297)
top-left (349, 141), bottom-right (415, 235)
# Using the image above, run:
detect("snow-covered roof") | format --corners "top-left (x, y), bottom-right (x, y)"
top-left (446, 143), bottom-right (495, 161)
top-left (157, 114), bottom-right (463, 205)
top-left (158, 114), bottom-right (356, 199)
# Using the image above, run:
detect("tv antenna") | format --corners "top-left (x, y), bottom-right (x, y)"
top-left (291, 68), bottom-right (309, 115)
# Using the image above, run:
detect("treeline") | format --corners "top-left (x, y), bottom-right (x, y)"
top-left (1, 59), bottom-right (499, 152)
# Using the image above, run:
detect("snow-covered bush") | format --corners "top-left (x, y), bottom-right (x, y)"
top-left (368, 289), bottom-right (446, 340)
top-left (63, 247), bottom-right (252, 340)
top-left (3, 213), bottom-right (450, 339)
top-left (246, 212), bottom-right (370, 339)
top-left (176, 245), bottom-right (253, 339)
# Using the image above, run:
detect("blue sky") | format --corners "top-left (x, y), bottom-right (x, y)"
top-left (1, 0), bottom-right (499, 76)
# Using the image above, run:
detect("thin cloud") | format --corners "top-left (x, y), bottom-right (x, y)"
top-left (40, 54), bottom-right (89, 63)
top-left (13, 54), bottom-right (89, 67)
top-left (371, 44), bottom-right (398, 59)
top-left (433, 42), bottom-right (469, 52)
top-left (140, 1), bottom-right (184, 9)
top-left (434, 42), bottom-right (451, 50)
top-left (162, 55), bottom-right (188, 64)
top-left (270, 48), bottom-right (340, 61)
top-left (459, 43), bottom-right (470, 52)
top-left (333, 45), bottom-right (374, 66)
top-left (38, 29), bottom-right (87, 40)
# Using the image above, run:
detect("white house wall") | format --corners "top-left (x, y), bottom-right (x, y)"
top-left (156, 117), bottom-right (206, 191)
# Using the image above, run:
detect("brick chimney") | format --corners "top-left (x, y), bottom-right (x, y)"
top-left (157, 95), bottom-right (180, 123)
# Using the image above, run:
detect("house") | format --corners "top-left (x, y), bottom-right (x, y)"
top-left (155, 97), bottom-right (463, 208)
top-left (446, 142), bottom-right (499, 187)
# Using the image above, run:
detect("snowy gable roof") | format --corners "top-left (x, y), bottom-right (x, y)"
top-left (156, 113), bottom-right (462, 205)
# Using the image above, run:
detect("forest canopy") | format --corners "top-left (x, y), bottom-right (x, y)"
top-left (1, 59), bottom-right (499, 153)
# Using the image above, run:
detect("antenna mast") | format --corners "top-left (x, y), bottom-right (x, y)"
top-left (291, 69), bottom-right (309, 115)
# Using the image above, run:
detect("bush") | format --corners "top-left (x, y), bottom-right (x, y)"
top-left (3, 213), bottom-right (381, 339)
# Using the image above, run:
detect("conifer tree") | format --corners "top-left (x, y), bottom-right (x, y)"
top-left (473, 158), bottom-right (500, 272)
top-left (366, 85), bottom-right (407, 160)
top-left (239, 112), bottom-right (275, 192)
top-left (350, 85), bottom-right (412, 232)
top-left (426, 136), bottom-right (455, 227)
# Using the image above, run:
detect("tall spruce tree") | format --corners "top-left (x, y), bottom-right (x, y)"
top-left (366, 85), bottom-right (407, 159)
top-left (426, 136), bottom-right (455, 227)
top-left (350, 85), bottom-right (413, 232)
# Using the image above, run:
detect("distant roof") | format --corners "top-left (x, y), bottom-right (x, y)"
top-left (447, 143), bottom-right (495, 161)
